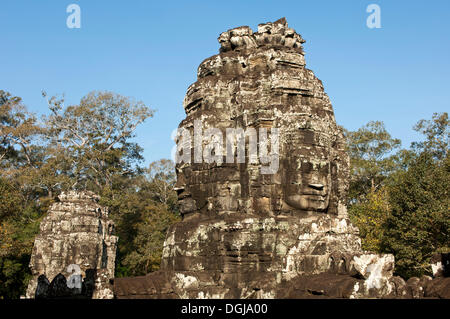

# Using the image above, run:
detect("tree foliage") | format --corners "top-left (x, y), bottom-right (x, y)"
top-left (344, 121), bottom-right (401, 204)
top-left (348, 113), bottom-right (449, 279)
top-left (348, 187), bottom-right (390, 252)
top-left (383, 152), bottom-right (449, 278)
top-left (383, 114), bottom-right (450, 278)
top-left (43, 91), bottom-right (154, 192)
top-left (98, 160), bottom-right (180, 278)
top-left (412, 112), bottom-right (449, 160)
top-left (1, 90), bottom-right (42, 167)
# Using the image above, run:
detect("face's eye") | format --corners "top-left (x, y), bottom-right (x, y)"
top-left (301, 162), bottom-right (313, 173)
top-left (320, 162), bottom-right (330, 174)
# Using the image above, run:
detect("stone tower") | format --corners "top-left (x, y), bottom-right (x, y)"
top-left (175, 17), bottom-right (349, 221)
top-left (26, 191), bottom-right (118, 299)
top-left (114, 18), bottom-right (403, 298)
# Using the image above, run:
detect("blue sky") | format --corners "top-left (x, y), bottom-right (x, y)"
top-left (1, 1), bottom-right (449, 165)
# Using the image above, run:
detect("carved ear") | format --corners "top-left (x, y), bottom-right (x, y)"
top-left (326, 128), bottom-right (350, 216)
top-left (327, 161), bottom-right (339, 216)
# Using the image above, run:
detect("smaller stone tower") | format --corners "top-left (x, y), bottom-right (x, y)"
top-left (26, 191), bottom-right (118, 299)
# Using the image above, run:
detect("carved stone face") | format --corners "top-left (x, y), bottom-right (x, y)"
top-left (174, 167), bottom-right (197, 216)
top-left (174, 18), bottom-right (349, 219)
top-left (282, 159), bottom-right (331, 212)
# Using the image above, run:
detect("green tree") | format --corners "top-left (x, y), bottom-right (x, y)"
top-left (0, 177), bottom-right (46, 299)
top-left (122, 202), bottom-right (179, 275)
top-left (344, 121), bottom-right (401, 204)
top-left (0, 91), bottom-right (46, 299)
top-left (145, 159), bottom-right (178, 212)
top-left (102, 159), bottom-right (180, 277)
top-left (383, 113), bottom-right (449, 278)
top-left (348, 187), bottom-right (390, 252)
top-left (345, 121), bottom-right (401, 254)
top-left (44, 91), bottom-right (154, 192)
top-left (1, 90), bottom-right (43, 170)
top-left (412, 112), bottom-right (448, 160)
top-left (384, 152), bottom-right (449, 278)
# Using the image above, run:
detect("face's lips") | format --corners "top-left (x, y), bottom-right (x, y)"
top-left (304, 192), bottom-right (327, 198)
top-left (285, 193), bottom-right (329, 211)
top-left (295, 189), bottom-right (328, 197)
top-left (307, 195), bottom-right (327, 203)
top-left (178, 196), bottom-right (197, 215)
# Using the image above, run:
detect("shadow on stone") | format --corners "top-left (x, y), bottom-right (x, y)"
top-left (35, 269), bottom-right (98, 299)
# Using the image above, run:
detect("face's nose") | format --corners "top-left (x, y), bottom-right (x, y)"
top-left (174, 169), bottom-right (187, 197)
top-left (308, 183), bottom-right (324, 191)
top-left (174, 180), bottom-right (191, 200)
top-left (173, 185), bottom-right (185, 196)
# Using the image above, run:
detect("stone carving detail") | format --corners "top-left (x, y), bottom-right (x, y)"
top-left (26, 191), bottom-right (118, 299)
top-left (114, 18), bottom-right (449, 298)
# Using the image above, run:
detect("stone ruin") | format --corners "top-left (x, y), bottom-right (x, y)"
top-left (26, 191), bottom-right (117, 299)
top-left (114, 18), bottom-right (449, 299)
top-left (29, 18), bottom-right (449, 299)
